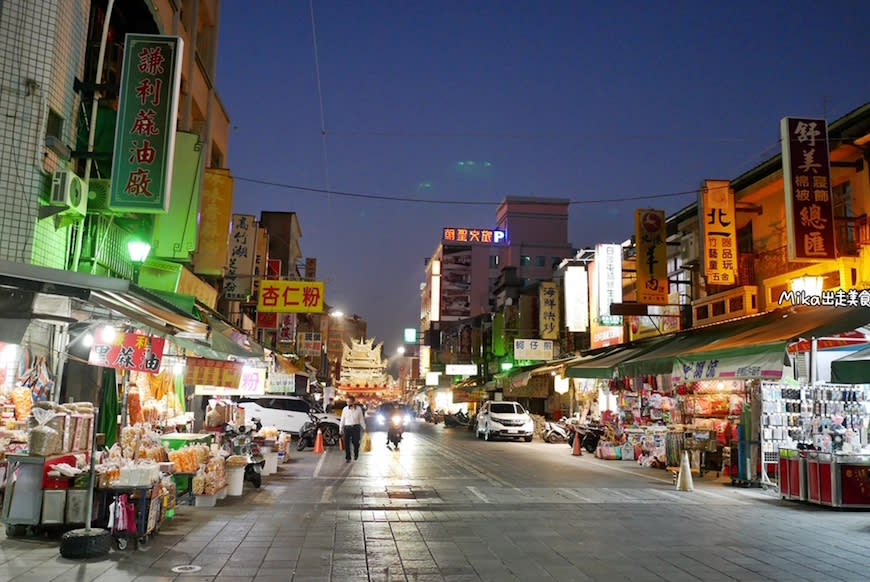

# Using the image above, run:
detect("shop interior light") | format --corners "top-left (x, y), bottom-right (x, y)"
top-left (82, 333), bottom-right (94, 348)
top-left (127, 240), bottom-right (152, 264)
top-left (790, 275), bottom-right (824, 297)
top-left (0, 344), bottom-right (17, 366)
top-left (500, 362), bottom-right (514, 371)
top-left (99, 326), bottom-right (117, 343)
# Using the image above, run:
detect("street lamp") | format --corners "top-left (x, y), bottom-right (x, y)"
top-left (330, 310), bottom-right (344, 318)
top-left (397, 346), bottom-right (406, 355)
top-left (127, 240), bottom-right (151, 283)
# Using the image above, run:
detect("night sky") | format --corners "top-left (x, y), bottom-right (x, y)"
top-left (216, 0), bottom-right (870, 350)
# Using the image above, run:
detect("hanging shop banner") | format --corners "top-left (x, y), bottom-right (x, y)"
top-left (538, 282), bottom-right (560, 340)
top-left (564, 265), bottom-right (588, 332)
top-left (225, 214), bottom-right (257, 300)
top-left (588, 261), bottom-right (624, 349)
top-left (267, 258), bottom-right (282, 278)
top-left (451, 387), bottom-right (486, 403)
top-left (110, 34), bottom-right (183, 213)
top-left (89, 333), bottom-right (165, 374)
top-left (297, 332), bottom-right (322, 357)
top-left (267, 371), bottom-right (295, 394)
top-left (277, 314), bottom-right (297, 343)
top-left (256, 311), bottom-right (278, 329)
top-left (257, 280), bottom-right (325, 313)
top-left (781, 117), bottom-right (836, 261)
top-left (194, 367), bottom-right (266, 397)
top-left (595, 244), bottom-right (622, 324)
top-left (514, 339), bottom-right (554, 361)
top-left (635, 209), bottom-right (668, 305)
top-left (193, 168), bottom-right (234, 276)
top-left (184, 357), bottom-right (244, 388)
top-left (305, 257), bottom-right (317, 280)
top-left (700, 180), bottom-right (738, 285)
top-left (671, 351), bottom-right (784, 384)
top-left (446, 364), bottom-right (478, 376)
top-left (251, 224), bottom-right (268, 296)
top-left (628, 292), bottom-right (681, 341)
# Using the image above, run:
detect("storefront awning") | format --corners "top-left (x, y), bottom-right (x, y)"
top-left (566, 341), bottom-right (667, 379)
top-left (529, 355), bottom-right (587, 377)
top-left (0, 259), bottom-right (208, 338)
top-left (831, 344), bottom-right (870, 384)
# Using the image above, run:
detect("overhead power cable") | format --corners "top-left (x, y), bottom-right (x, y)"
top-left (233, 175), bottom-right (701, 206)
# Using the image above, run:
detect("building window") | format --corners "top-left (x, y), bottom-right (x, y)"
top-left (46, 109), bottom-right (63, 140)
top-left (552, 257), bottom-right (561, 268)
top-left (520, 255), bottom-right (531, 266)
top-left (834, 182), bottom-right (856, 255)
top-left (210, 142), bottom-right (224, 169)
top-left (535, 256), bottom-right (545, 267)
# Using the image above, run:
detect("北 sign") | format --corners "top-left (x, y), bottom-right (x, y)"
top-left (110, 34), bottom-right (183, 213)
top-left (701, 180), bottom-right (738, 285)
top-left (257, 280), bottom-right (324, 313)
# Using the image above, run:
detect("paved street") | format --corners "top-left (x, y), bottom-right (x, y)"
top-left (3, 421), bottom-right (870, 581)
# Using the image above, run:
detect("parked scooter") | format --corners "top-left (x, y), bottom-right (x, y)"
top-left (444, 411), bottom-right (470, 428)
top-left (225, 417), bottom-right (265, 488)
top-left (543, 420), bottom-right (571, 443)
top-left (576, 424), bottom-right (606, 454)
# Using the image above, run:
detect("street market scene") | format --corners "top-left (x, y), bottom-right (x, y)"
top-left (2, 1), bottom-right (870, 581)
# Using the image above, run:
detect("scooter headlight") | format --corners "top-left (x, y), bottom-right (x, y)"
top-left (391, 415), bottom-right (402, 426)
top-left (377, 414), bottom-right (385, 425)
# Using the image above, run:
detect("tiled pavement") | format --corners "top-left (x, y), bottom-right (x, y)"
top-left (2, 425), bottom-right (870, 581)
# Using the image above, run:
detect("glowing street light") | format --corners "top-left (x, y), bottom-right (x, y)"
top-left (397, 346), bottom-right (406, 356)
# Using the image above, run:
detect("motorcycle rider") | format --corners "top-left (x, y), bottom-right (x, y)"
top-left (381, 402), bottom-right (404, 448)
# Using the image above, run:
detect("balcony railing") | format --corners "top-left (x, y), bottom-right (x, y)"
top-left (80, 216), bottom-right (134, 279)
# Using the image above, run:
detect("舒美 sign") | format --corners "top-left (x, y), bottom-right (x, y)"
top-left (89, 333), bottom-right (165, 374)
top-left (514, 339), bottom-right (554, 361)
top-left (635, 209), bottom-right (668, 305)
top-left (110, 34), bottom-right (183, 213)
top-left (446, 364), bottom-right (478, 376)
top-left (442, 227), bottom-right (506, 244)
top-left (781, 117), bottom-right (836, 261)
top-left (701, 180), bottom-right (738, 285)
top-left (257, 280), bottom-right (325, 313)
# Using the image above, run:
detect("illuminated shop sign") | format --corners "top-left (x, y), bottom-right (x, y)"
top-left (442, 227), bottom-right (506, 244)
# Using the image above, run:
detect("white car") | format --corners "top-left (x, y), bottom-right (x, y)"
top-left (237, 396), bottom-right (342, 442)
top-left (477, 401), bottom-right (534, 442)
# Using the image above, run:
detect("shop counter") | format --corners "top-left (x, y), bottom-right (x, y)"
top-left (803, 451), bottom-right (870, 509)
top-left (778, 449), bottom-right (807, 501)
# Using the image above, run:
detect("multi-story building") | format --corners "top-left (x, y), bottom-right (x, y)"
top-left (326, 313), bottom-right (367, 384)
top-left (0, 0), bottom-right (237, 402)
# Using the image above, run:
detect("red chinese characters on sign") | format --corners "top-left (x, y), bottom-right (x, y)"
top-left (781, 117), bottom-right (836, 261)
top-left (88, 333), bottom-right (165, 374)
top-left (184, 357), bottom-right (244, 388)
top-left (256, 280), bottom-right (325, 313)
top-left (442, 227), bottom-right (505, 245)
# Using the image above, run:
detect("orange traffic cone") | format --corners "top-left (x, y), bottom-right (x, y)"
top-left (313, 427), bottom-right (325, 454)
top-left (572, 431), bottom-right (582, 456)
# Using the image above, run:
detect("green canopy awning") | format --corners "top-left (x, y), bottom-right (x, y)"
top-left (831, 344), bottom-right (870, 384)
top-left (567, 339), bottom-right (669, 379)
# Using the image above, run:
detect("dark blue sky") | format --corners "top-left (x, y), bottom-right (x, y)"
top-left (217, 0), bottom-right (870, 349)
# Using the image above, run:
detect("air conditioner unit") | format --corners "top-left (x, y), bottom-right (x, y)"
top-left (50, 170), bottom-right (87, 217)
top-left (87, 179), bottom-right (111, 212)
top-left (680, 232), bottom-right (700, 265)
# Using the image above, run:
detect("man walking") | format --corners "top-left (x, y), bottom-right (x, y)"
top-left (339, 395), bottom-right (366, 463)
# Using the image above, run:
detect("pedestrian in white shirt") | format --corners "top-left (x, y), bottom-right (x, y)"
top-left (339, 396), bottom-right (366, 462)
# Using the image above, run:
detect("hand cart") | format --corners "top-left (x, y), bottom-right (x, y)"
top-left (98, 483), bottom-right (164, 550)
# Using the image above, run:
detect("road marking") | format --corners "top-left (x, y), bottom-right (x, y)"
top-left (467, 486), bottom-right (491, 504)
top-left (320, 485), bottom-right (334, 504)
top-left (559, 488), bottom-right (592, 502)
top-left (581, 458), bottom-right (673, 484)
top-left (313, 450), bottom-right (328, 478)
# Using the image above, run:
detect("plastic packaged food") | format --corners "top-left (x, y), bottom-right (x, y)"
top-left (28, 407), bottom-right (61, 456)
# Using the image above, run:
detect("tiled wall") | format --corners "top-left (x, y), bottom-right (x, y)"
top-left (0, 0), bottom-right (89, 266)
